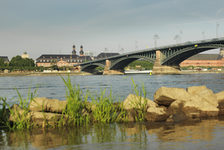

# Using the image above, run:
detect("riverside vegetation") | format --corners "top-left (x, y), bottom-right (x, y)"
top-left (0, 76), bottom-right (224, 130)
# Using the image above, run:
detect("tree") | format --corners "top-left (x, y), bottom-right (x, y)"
top-left (9, 55), bottom-right (35, 70)
top-left (0, 58), bottom-right (5, 67)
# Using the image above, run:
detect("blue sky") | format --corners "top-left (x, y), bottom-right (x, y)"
top-left (1, 0), bottom-right (224, 59)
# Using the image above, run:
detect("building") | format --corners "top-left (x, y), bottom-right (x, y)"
top-left (36, 45), bottom-right (92, 68)
top-left (180, 49), bottom-right (224, 67)
top-left (0, 56), bottom-right (9, 63)
top-left (21, 52), bottom-right (29, 59)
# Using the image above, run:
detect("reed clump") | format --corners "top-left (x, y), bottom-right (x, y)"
top-left (131, 79), bottom-right (148, 122)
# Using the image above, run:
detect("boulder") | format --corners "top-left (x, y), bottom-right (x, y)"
top-left (216, 91), bottom-right (224, 102)
top-left (187, 86), bottom-right (218, 107)
top-left (168, 94), bottom-right (219, 122)
top-left (29, 97), bottom-right (67, 113)
top-left (30, 111), bottom-right (62, 127)
top-left (216, 91), bottom-right (224, 115)
top-left (9, 104), bottom-right (63, 127)
top-left (123, 94), bottom-right (155, 110)
top-left (9, 104), bottom-right (30, 122)
top-left (187, 86), bottom-right (207, 95)
top-left (154, 87), bottom-right (191, 107)
top-left (123, 94), bottom-right (168, 122)
top-left (145, 106), bottom-right (168, 122)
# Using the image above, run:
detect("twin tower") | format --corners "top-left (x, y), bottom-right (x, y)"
top-left (72, 45), bottom-right (84, 56)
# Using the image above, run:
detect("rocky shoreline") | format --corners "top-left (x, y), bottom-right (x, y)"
top-left (8, 85), bottom-right (224, 128)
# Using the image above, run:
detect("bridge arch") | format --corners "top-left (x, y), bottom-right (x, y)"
top-left (162, 44), bottom-right (224, 65)
top-left (81, 63), bottom-right (105, 72)
top-left (110, 55), bottom-right (155, 70)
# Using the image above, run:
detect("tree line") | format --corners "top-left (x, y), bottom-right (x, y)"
top-left (0, 55), bottom-right (42, 71)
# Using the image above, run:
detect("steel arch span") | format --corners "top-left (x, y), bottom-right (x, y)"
top-left (75, 37), bottom-right (224, 73)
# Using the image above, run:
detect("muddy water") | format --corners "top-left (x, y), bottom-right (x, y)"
top-left (1, 119), bottom-right (224, 150)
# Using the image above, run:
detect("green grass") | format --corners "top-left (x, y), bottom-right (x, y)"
top-left (91, 89), bottom-right (117, 123)
top-left (0, 97), bottom-right (9, 127)
top-left (8, 89), bottom-right (37, 130)
top-left (60, 75), bottom-right (90, 126)
top-left (131, 79), bottom-right (148, 122)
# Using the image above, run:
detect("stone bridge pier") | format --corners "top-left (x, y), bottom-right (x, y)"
top-left (152, 50), bottom-right (181, 74)
top-left (103, 60), bottom-right (124, 75)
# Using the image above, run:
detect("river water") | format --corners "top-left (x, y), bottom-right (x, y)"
top-left (0, 73), bottom-right (224, 149)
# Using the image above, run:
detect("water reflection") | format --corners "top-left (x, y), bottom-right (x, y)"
top-left (1, 119), bottom-right (224, 149)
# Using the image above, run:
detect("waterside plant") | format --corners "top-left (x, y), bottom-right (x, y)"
top-left (131, 79), bottom-right (148, 122)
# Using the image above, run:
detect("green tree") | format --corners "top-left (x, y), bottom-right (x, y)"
top-left (128, 60), bottom-right (154, 70)
top-left (9, 55), bottom-right (35, 70)
top-left (0, 58), bottom-right (5, 67)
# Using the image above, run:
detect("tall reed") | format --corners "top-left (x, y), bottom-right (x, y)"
top-left (131, 79), bottom-right (148, 122)
top-left (9, 88), bottom-right (37, 130)
top-left (91, 89), bottom-right (118, 123)
top-left (60, 75), bottom-right (89, 126)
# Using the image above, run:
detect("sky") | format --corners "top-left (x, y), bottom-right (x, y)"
top-left (1, 0), bottom-right (224, 59)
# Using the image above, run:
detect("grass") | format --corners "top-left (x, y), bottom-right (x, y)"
top-left (0, 97), bottom-right (9, 127)
top-left (60, 75), bottom-right (90, 126)
top-left (9, 89), bottom-right (37, 130)
top-left (0, 75), bottom-right (149, 129)
top-left (131, 79), bottom-right (148, 122)
top-left (91, 89), bottom-right (117, 123)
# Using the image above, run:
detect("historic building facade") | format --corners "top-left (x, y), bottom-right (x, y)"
top-left (36, 45), bottom-right (92, 68)
top-left (180, 49), bottom-right (224, 67)
top-left (0, 56), bottom-right (9, 63)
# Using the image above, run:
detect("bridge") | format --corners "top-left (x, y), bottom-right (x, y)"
top-left (75, 37), bottom-right (224, 74)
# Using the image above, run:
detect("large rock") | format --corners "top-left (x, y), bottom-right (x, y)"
top-left (154, 87), bottom-right (191, 106)
top-left (30, 111), bottom-right (62, 127)
top-left (145, 106), bottom-right (168, 122)
top-left (187, 86), bottom-right (207, 95)
top-left (9, 104), bottom-right (30, 122)
top-left (123, 94), bottom-right (168, 122)
top-left (123, 94), bottom-right (154, 110)
top-left (9, 104), bottom-right (63, 127)
top-left (216, 91), bottom-right (224, 115)
top-left (29, 97), bottom-right (67, 113)
top-left (187, 86), bottom-right (218, 107)
top-left (168, 94), bottom-right (219, 122)
top-left (216, 91), bottom-right (224, 102)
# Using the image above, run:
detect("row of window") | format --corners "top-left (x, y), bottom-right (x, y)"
top-left (38, 59), bottom-right (84, 63)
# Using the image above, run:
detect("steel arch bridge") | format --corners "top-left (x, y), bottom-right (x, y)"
top-left (75, 37), bottom-right (224, 73)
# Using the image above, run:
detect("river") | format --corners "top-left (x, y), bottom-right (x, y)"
top-left (0, 73), bottom-right (224, 149)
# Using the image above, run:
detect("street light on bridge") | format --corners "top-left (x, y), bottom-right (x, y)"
top-left (153, 34), bottom-right (160, 48)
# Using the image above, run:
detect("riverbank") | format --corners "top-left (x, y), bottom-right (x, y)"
top-left (0, 70), bottom-right (224, 77)
top-left (0, 71), bottom-right (92, 77)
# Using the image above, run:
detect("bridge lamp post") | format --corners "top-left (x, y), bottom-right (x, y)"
top-left (216, 22), bottom-right (220, 38)
top-left (174, 34), bottom-right (181, 44)
top-left (153, 34), bottom-right (160, 48)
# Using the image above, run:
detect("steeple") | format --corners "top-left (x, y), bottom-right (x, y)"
top-left (72, 45), bottom-right (76, 55)
top-left (80, 45), bottom-right (84, 56)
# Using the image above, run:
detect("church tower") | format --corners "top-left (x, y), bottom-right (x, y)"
top-left (80, 45), bottom-right (84, 56)
top-left (72, 45), bottom-right (76, 55)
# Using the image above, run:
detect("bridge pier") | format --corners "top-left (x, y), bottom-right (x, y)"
top-left (103, 60), bottom-right (124, 75)
top-left (152, 50), bottom-right (181, 74)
